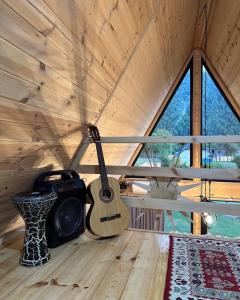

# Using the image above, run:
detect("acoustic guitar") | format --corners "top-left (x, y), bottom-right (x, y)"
top-left (86, 125), bottom-right (130, 237)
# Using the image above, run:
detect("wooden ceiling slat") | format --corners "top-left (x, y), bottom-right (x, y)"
top-left (0, 0), bottom-right (110, 99)
top-left (3, 0), bottom-right (116, 89)
top-left (0, 38), bottom-right (104, 115)
top-left (205, 0), bottom-right (240, 108)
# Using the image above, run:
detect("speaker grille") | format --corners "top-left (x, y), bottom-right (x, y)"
top-left (54, 197), bottom-right (83, 237)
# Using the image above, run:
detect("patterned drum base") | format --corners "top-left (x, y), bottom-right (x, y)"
top-left (12, 192), bottom-right (57, 267)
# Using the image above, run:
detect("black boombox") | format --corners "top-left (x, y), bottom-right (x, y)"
top-left (33, 170), bottom-right (86, 248)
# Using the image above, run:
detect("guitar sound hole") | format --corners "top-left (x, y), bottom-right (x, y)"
top-left (99, 188), bottom-right (114, 202)
top-left (103, 189), bottom-right (111, 199)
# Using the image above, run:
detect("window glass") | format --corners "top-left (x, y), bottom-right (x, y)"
top-left (206, 201), bottom-right (240, 238)
top-left (135, 69), bottom-right (191, 168)
top-left (163, 210), bottom-right (191, 233)
top-left (202, 66), bottom-right (240, 168)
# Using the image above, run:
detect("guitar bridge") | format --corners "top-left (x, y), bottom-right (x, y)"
top-left (100, 213), bottom-right (121, 222)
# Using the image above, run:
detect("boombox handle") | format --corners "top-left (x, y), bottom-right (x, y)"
top-left (34, 169), bottom-right (80, 187)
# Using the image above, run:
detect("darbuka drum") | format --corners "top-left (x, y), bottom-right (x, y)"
top-left (12, 191), bottom-right (57, 267)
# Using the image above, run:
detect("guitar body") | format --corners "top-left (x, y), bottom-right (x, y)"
top-left (86, 177), bottom-right (130, 237)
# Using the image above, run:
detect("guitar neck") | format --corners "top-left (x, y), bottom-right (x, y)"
top-left (95, 141), bottom-right (109, 191)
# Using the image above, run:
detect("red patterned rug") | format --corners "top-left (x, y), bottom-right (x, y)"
top-left (164, 235), bottom-right (240, 300)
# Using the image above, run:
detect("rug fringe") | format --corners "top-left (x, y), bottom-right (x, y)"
top-left (168, 231), bottom-right (240, 242)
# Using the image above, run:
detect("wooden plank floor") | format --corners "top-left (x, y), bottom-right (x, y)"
top-left (0, 229), bottom-right (168, 300)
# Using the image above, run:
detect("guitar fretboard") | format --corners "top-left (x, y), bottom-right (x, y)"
top-left (95, 141), bottom-right (109, 192)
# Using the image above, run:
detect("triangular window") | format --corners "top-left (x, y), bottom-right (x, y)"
top-left (201, 64), bottom-right (240, 168)
top-left (134, 66), bottom-right (192, 168)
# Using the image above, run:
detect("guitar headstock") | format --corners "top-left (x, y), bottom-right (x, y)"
top-left (88, 124), bottom-right (101, 142)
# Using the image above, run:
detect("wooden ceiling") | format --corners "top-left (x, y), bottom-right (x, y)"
top-left (0, 0), bottom-right (240, 233)
top-left (194, 0), bottom-right (240, 108)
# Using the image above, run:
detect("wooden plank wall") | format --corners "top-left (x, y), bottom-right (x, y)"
top-left (1, 0), bottom-right (239, 234)
top-left (81, 0), bottom-right (199, 175)
top-left (0, 0), bottom-right (199, 234)
top-left (194, 0), bottom-right (240, 111)
top-left (0, 0), bottom-right (159, 233)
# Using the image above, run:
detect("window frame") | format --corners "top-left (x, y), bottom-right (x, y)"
top-left (200, 59), bottom-right (240, 182)
top-left (128, 54), bottom-right (239, 235)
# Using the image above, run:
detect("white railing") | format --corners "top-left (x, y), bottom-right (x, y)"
top-left (70, 135), bottom-right (240, 216)
top-left (122, 196), bottom-right (240, 217)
